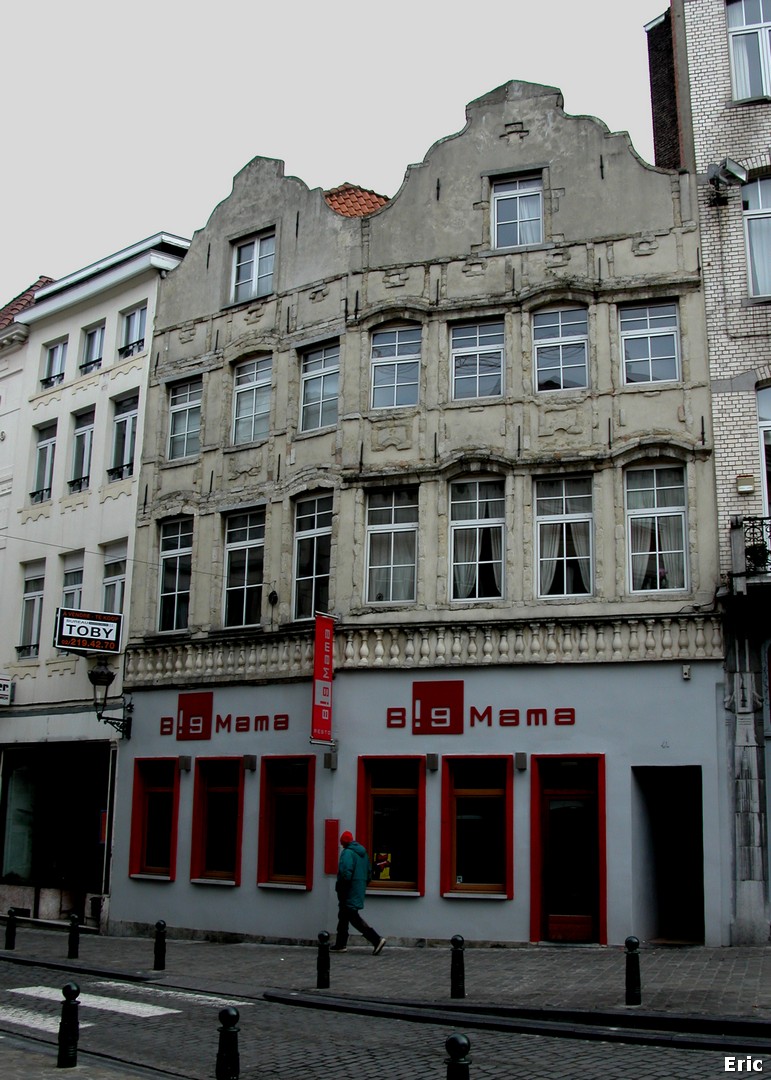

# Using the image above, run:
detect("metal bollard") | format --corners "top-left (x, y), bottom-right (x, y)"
top-left (57, 981), bottom-right (80, 1069)
top-left (624, 935), bottom-right (642, 1006)
top-left (67, 914), bottom-right (80, 961)
top-left (445, 1033), bottom-right (472, 1080)
top-left (5, 907), bottom-right (16, 951)
top-left (317, 930), bottom-right (330, 989)
top-left (154, 919), bottom-right (167, 971)
top-left (215, 1007), bottom-right (240, 1080)
top-left (450, 934), bottom-right (466, 999)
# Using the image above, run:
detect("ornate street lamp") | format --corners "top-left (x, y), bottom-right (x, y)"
top-left (87, 658), bottom-right (133, 739)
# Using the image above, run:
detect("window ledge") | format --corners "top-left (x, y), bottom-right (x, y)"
top-left (741, 296), bottom-right (771, 307)
top-left (442, 891), bottom-right (510, 899)
top-left (190, 877), bottom-right (238, 886)
top-left (130, 873), bottom-right (172, 882)
top-left (366, 888), bottom-right (421, 897)
top-left (728, 95), bottom-right (771, 108)
top-left (257, 882), bottom-right (309, 891)
top-left (224, 439), bottom-right (269, 454)
top-left (295, 425), bottom-right (337, 440)
top-left (480, 243), bottom-right (555, 256)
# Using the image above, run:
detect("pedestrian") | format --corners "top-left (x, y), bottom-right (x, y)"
top-left (330, 831), bottom-right (386, 955)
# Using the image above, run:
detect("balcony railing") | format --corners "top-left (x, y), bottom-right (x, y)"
top-left (730, 516), bottom-right (771, 590)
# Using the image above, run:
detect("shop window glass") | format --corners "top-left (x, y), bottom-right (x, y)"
top-left (359, 757), bottom-right (424, 893)
top-left (129, 759), bottom-right (180, 878)
top-left (441, 756), bottom-right (513, 896)
top-left (258, 757), bottom-right (315, 887)
top-left (190, 758), bottom-right (244, 883)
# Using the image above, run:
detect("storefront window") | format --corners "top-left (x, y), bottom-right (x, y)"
top-left (129, 759), bottom-right (180, 879)
top-left (358, 757), bottom-right (425, 893)
top-left (441, 756), bottom-right (513, 897)
top-left (191, 759), bottom-right (244, 884)
top-left (258, 757), bottom-right (314, 887)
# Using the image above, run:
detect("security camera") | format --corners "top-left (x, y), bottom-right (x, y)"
top-left (708, 157), bottom-right (748, 189)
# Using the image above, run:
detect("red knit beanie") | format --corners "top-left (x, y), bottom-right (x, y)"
top-left (340, 831), bottom-right (354, 845)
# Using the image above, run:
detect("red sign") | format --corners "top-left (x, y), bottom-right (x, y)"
top-left (311, 613), bottom-right (335, 742)
top-left (176, 692), bottom-right (213, 740)
top-left (386, 680), bottom-right (577, 734)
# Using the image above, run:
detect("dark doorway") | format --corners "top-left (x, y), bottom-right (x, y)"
top-left (633, 766), bottom-right (704, 944)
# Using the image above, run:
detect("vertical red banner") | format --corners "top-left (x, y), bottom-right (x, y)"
top-left (311, 612), bottom-right (335, 742)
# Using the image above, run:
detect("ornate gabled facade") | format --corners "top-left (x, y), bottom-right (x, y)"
top-left (113, 81), bottom-right (728, 946)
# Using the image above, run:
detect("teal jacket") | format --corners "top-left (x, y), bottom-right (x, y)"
top-left (336, 841), bottom-right (370, 909)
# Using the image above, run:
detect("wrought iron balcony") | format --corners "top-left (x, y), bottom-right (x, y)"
top-left (730, 516), bottom-right (771, 590)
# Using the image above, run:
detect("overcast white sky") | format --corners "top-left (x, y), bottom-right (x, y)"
top-left (1, 0), bottom-right (669, 305)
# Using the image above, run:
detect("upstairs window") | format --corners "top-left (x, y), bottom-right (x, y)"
top-left (366, 488), bottom-right (418, 603)
top-left (62, 554), bottom-right (83, 609)
top-left (294, 494), bottom-right (333, 620)
top-left (232, 232), bottom-right (275, 303)
top-left (492, 176), bottom-right (543, 248)
top-left (301, 343), bottom-right (339, 431)
top-left (727, 0), bottom-right (771, 99)
top-left (18, 563), bottom-right (45, 659)
top-left (109, 395), bottom-right (138, 481)
top-left (371, 326), bottom-right (421, 409)
top-left (81, 324), bottom-right (104, 374)
top-left (69, 410), bottom-right (94, 493)
top-left (450, 478), bottom-right (505, 600)
top-left (533, 308), bottom-right (589, 391)
top-left (233, 357), bottom-right (271, 445)
top-left (42, 339), bottom-right (67, 388)
top-left (451, 321), bottom-right (504, 399)
top-left (536, 477), bottom-right (593, 597)
top-left (620, 303), bottom-right (679, 384)
top-left (224, 509), bottom-right (265, 627)
top-left (626, 466), bottom-right (687, 592)
top-left (758, 386), bottom-right (771, 513)
top-left (31, 423), bottom-right (56, 503)
top-left (103, 543), bottom-right (127, 613)
top-left (159, 517), bottom-right (193, 631)
top-left (168, 378), bottom-right (202, 460)
top-left (743, 177), bottom-right (771, 296)
top-left (119, 304), bottom-right (147, 359)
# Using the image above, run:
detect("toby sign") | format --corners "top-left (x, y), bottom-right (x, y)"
top-left (54, 608), bottom-right (123, 654)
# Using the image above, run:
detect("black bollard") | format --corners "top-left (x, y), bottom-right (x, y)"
top-left (57, 981), bottom-right (80, 1069)
top-left (445, 1033), bottom-right (472, 1080)
top-left (317, 930), bottom-right (330, 989)
top-left (5, 907), bottom-right (16, 951)
top-left (624, 935), bottom-right (641, 1006)
top-left (215, 1007), bottom-right (240, 1080)
top-left (154, 919), bottom-right (167, 971)
top-left (450, 934), bottom-right (466, 999)
top-left (67, 914), bottom-right (80, 960)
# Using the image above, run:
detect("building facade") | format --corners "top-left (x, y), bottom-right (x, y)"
top-left (0, 235), bottom-right (189, 926)
top-left (648, 0), bottom-right (771, 943)
top-left (112, 81), bottom-right (729, 946)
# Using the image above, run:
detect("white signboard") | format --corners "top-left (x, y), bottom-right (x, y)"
top-left (0, 674), bottom-right (12, 705)
top-left (54, 608), bottom-right (123, 654)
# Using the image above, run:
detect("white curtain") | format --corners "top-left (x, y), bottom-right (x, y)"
top-left (748, 217), bottom-right (771, 295)
top-left (630, 517), bottom-right (654, 590)
top-left (731, 33), bottom-right (756, 98)
top-left (539, 523), bottom-right (561, 594)
top-left (657, 515), bottom-right (685, 590)
top-left (453, 528), bottom-right (476, 598)
top-left (571, 522), bottom-right (592, 592)
top-left (489, 526), bottom-right (503, 595)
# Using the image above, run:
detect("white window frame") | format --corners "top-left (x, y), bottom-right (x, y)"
top-left (232, 357), bottom-right (272, 445)
top-left (18, 564), bottom-right (45, 658)
top-left (743, 178), bottom-right (771, 297)
top-left (492, 176), bottom-right (543, 249)
top-left (232, 232), bottom-right (276, 303)
top-left (727, 0), bottom-right (771, 99)
top-left (32, 423), bottom-right (56, 503)
top-left (168, 378), bottom-right (202, 460)
top-left (69, 411), bottom-right (94, 493)
top-left (758, 386), bottom-right (771, 515)
top-left (81, 324), bottom-right (105, 374)
top-left (103, 545), bottom-right (127, 614)
top-left (451, 322), bottom-right (504, 400)
top-left (159, 517), bottom-right (193, 632)
top-left (535, 477), bottom-right (593, 598)
top-left (293, 494), bottom-right (333, 620)
top-left (109, 395), bottom-right (139, 480)
top-left (366, 488), bottom-right (419, 603)
top-left (301, 344), bottom-right (339, 431)
top-left (449, 478), bottom-right (505, 601)
top-left (62, 564), bottom-right (84, 609)
top-left (625, 465), bottom-right (688, 593)
top-left (224, 509), bottom-right (266, 627)
top-left (533, 308), bottom-right (589, 392)
top-left (371, 326), bottom-right (421, 409)
top-left (620, 302), bottom-right (680, 385)
top-left (119, 304), bottom-right (147, 358)
top-left (42, 339), bottom-right (67, 388)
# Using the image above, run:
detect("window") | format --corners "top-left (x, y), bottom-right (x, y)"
top-left (159, 517), bottom-right (193, 631)
top-left (371, 326), bottom-right (421, 409)
top-left (69, 411), bottom-right (94, 493)
top-left (626, 466), bottom-right (687, 592)
top-left (450, 479), bottom-right (505, 600)
top-left (62, 554), bottom-right (83, 608)
top-left (119, 304), bottom-right (147, 358)
top-left (451, 322), bottom-right (504, 399)
top-left (129, 759), bottom-right (180, 879)
top-left (727, 0), bottom-right (771, 99)
top-left (743, 178), bottom-right (771, 297)
top-left (233, 357), bottom-right (271, 445)
top-left (232, 232), bottom-right (275, 303)
top-left (620, 303), bottom-right (679, 384)
top-left (168, 378), bottom-right (202, 460)
top-left (492, 176), bottom-right (543, 248)
top-left (103, 544), bottom-right (127, 613)
top-left (42, 339), bottom-right (67, 388)
top-left (31, 423), bottom-right (56, 503)
top-left (366, 488), bottom-right (418, 603)
top-left (536, 477), bottom-right (593, 597)
top-left (109, 395), bottom-right (138, 480)
top-left (301, 343), bottom-right (339, 431)
top-left (533, 308), bottom-right (589, 391)
top-left (759, 386), bottom-right (771, 513)
top-left (294, 494), bottom-right (332, 620)
top-left (224, 509), bottom-right (265, 627)
top-left (441, 757), bottom-right (514, 897)
top-left (358, 758), bottom-right (425, 893)
top-left (257, 757), bottom-right (315, 887)
top-left (191, 758), bottom-right (244, 883)
top-left (81, 324), bottom-right (104, 374)
top-left (18, 564), bottom-right (45, 658)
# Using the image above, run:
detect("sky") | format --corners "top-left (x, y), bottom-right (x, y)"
top-left (1, 0), bottom-right (669, 305)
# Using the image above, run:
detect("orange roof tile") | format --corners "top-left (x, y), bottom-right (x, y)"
top-left (324, 183), bottom-right (389, 218)
top-left (0, 276), bottom-right (55, 330)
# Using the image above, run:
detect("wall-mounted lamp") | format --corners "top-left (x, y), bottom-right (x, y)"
top-left (515, 752), bottom-right (528, 772)
top-left (178, 756), bottom-right (192, 772)
top-left (243, 755), bottom-right (257, 772)
top-left (736, 474), bottom-right (756, 495)
top-left (323, 751), bottom-right (338, 771)
top-left (707, 156), bottom-right (748, 190)
top-left (426, 754), bottom-right (439, 772)
top-left (268, 589), bottom-right (279, 606)
top-left (87, 658), bottom-right (133, 739)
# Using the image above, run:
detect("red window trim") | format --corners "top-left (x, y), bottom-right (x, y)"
top-left (190, 757), bottom-right (245, 885)
top-left (257, 755), bottom-right (316, 889)
top-left (356, 755), bottom-right (426, 896)
top-left (129, 757), bottom-right (181, 880)
top-left (440, 754), bottom-right (514, 899)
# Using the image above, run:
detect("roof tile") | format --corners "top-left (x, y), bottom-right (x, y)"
top-left (0, 276), bottom-right (55, 330)
top-left (324, 183), bottom-right (389, 217)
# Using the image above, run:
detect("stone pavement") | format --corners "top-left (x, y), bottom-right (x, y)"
top-left (0, 927), bottom-right (770, 1078)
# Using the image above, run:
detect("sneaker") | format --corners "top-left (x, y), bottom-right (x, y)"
top-left (329, 945), bottom-right (347, 952)
top-left (373, 937), bottom-right (387, 956)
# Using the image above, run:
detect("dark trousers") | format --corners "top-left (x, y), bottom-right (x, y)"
top-left (335, 903), bottom-right (380, 948)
